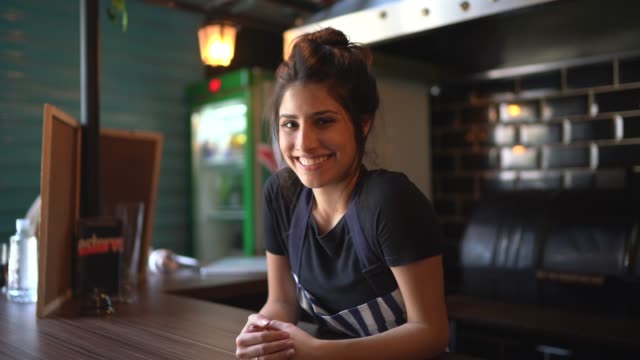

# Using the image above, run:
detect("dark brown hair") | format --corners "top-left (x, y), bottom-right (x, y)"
top-left (271, 27), bottom-right (380, 167)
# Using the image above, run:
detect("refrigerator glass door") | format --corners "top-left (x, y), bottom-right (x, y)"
top-left (191, 99), bottom-right (248, 260)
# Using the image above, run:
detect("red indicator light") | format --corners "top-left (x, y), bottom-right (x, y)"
top-left (209, 78), bottom-right (222, 93)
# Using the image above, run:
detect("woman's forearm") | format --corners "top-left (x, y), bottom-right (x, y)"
top-left (259, 300), bottom-right (300, 324)
top-left (313, 321), bottom-right (449, 360)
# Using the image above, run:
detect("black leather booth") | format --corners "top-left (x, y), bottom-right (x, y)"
top-left (453, 190), bottom-right (640, 359)
top-left (460, 190), bottom-right (639, 316)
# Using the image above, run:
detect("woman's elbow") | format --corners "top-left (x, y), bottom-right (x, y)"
top-left (427, 321), bottom-right (450, 354)
top-left (437, 327), bottom-right (450, 352)
top-left (411, 320), bottom-right (450, 356)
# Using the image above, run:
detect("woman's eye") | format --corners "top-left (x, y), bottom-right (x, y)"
top-left (280, 121), bottom-right (298, 129)
top-left (316, 117), bottom-right (335, 126)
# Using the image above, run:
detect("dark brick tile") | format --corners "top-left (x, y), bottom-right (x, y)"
top-left (488, 125), bottom-right (516, 146)
top-left (442, 175), bottom-right (475, 194)
top-left (433, 176), bottom-right (443, 194)
top-left (433, 199), bottom-right (457, 217)
top-left (432, 133), bottom-right (442, 150)
top-left (594, 169), bottom-right (627, 188)
top-left (566, 171), bottom-right (594, 189)
top-left (521, 70), bottom-right (562, 92)
top-left (543, 95), bottom-right (589, 119)
top-left (482, 172), bottom-right (517, 191)
top-left (432, 110), bottom-right (455, 128)
top-left (442, 240), bottom-right (461, 273)
top-left (443, 245), bottom-right (462, 292)
top-left (566, 62), bottom-right (613, 89)
top-left (546, 146), bottom-right (590, 168)
top-left (461, 199), bottom-right (479, 217)
top-left (443, 240), bottom-right (462, 284)
top-left (595, 88), bottom-right (640, 113)
top-left (498, 101), bottom-right (539, 122)
top-left (433, 154), bottom-right (456, 171)
top-left (571, 118), bottom-right (615, 141)
top-left (631, 167), bottom-right (640, 191)
top-left (619, 56), bottom-right (640, 84)
top-left (598, 143), bottom-right (640, 168)
top-left (520, 123), bottom-right (562, 145)
top-left (472, 78), bottom-right (516, 98)
top-left (461, 106), bottom-right (496, 123)
top-left (623, 115), bottom-right (640, 139)
top-left (441, 129), bottom-right (468, 148)
top-left (464, 126), bottom-right (490, 146)
top-left (519, 171), bottom-right (563, 190)
top-left (500, 146), bottom-right (539, 169)
top-left (461, 151), bottom-right (499, 170)
top-left (436, 83), bottom-right (472, 104)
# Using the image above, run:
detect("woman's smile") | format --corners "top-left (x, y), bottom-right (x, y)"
top-left (296, 154), bottom-right (333, 169)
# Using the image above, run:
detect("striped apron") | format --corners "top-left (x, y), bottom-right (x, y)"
top-left (288, 186), bottom-right (407, 338)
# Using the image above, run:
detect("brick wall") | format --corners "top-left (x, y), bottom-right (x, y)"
top-left (431, 55), bottom-right (640, 291)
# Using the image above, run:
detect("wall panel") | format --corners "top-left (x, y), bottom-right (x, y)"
top-left (0, 0), bottom-right (202, 255)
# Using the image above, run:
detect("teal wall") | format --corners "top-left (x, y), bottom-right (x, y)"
top-left (1, 0), bottom-right (203, 254)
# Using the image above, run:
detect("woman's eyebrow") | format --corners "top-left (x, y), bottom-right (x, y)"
top-left (311, 110), bottom-right (339, 117)
top-left (280, 110), bottom-right (339, 119)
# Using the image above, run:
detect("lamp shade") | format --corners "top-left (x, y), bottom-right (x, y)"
top-left (198, 22), bottom-right (237, 67)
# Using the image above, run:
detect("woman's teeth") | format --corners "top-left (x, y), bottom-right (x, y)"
top-left (298, 155), bottom-right (330, 166)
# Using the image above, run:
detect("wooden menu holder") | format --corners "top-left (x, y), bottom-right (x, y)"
top-left (37, 104), bottom-right (163, 317)
top-left (38, 104), bottom-right (82, 317)
top-left (100, 128), bottom-right (163, 280)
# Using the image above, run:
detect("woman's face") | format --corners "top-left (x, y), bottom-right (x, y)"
top-left (278, 82), bottom-right (359, 190)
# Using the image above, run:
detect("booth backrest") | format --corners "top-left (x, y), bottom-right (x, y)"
top-left (460, 192), bottom-right (547, 302)
top-left (543, 191), bottom-right (635, 274)
top-left (460, 190), bottom-right (639, 314)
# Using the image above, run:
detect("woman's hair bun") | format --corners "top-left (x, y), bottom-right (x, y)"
top-left (307, 27), bottom-right (350, 48)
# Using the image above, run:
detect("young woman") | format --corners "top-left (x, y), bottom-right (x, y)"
top-left (235, 27), bottom-right (449, 360)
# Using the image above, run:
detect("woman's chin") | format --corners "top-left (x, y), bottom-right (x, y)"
top-left (298, 176), bottom-right (325, 189)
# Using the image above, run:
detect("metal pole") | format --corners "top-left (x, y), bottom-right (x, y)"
top-left (80, 0), bottom-right (101, 217)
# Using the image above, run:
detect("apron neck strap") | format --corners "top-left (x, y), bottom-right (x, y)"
top-left (288, 186), bottom-right (313, 276)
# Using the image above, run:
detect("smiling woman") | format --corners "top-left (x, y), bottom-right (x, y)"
top-left (277, 82), bottom-right (362, 196)
top-left (234, 27), bottom-right (449, 360)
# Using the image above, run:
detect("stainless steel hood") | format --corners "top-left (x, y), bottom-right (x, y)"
top-left (283, 0), bottom-right (640, 76)
top-left (283, 0), bottom-right (556, 58)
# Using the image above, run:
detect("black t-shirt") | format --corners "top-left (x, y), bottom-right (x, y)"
top-left (264, 168), bottom-right (442, 314)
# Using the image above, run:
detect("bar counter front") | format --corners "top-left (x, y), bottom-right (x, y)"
top-left (0, 271), bottom-right (475, 360)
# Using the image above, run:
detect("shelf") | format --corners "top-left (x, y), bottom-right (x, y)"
top-left (207, 209), bottom-right (244, 221)
top-left (202, 161), bottom-right (244, 173)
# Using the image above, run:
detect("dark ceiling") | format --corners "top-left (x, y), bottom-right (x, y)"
top-left (142, 0), bottom-right (337, 31)
top-left (141, 0), bottom-right (338, 76)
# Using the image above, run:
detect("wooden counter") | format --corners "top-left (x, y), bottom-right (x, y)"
top-left (0, 271), bottom-right (479, 359)
top-left (1, 272), bottom-right (263, 359)
top-left (447, 295), bottom-right (640, 353)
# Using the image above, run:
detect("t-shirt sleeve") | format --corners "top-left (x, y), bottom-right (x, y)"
top-left (362, 172), bottom-right (443, 267)
top-left (263, 174), bottom-right (287, 256)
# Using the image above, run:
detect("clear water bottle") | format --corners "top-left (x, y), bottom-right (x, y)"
top-left (6, 219), bottom-right (38, 303)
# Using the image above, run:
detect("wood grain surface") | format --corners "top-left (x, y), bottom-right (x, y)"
top-left (3, 271), bottom-right (479, 359)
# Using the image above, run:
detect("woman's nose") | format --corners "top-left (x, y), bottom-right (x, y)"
top-left (296, 125), bottom-right (319, 150)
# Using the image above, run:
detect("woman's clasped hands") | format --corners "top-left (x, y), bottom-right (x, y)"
top-left (236, 314), bottom-right (294, 359)
top-left (236, 314), bottom-right (318, 360)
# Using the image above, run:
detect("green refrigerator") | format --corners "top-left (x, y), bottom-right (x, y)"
top-left (186, 68), bottom-right (276, 261)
